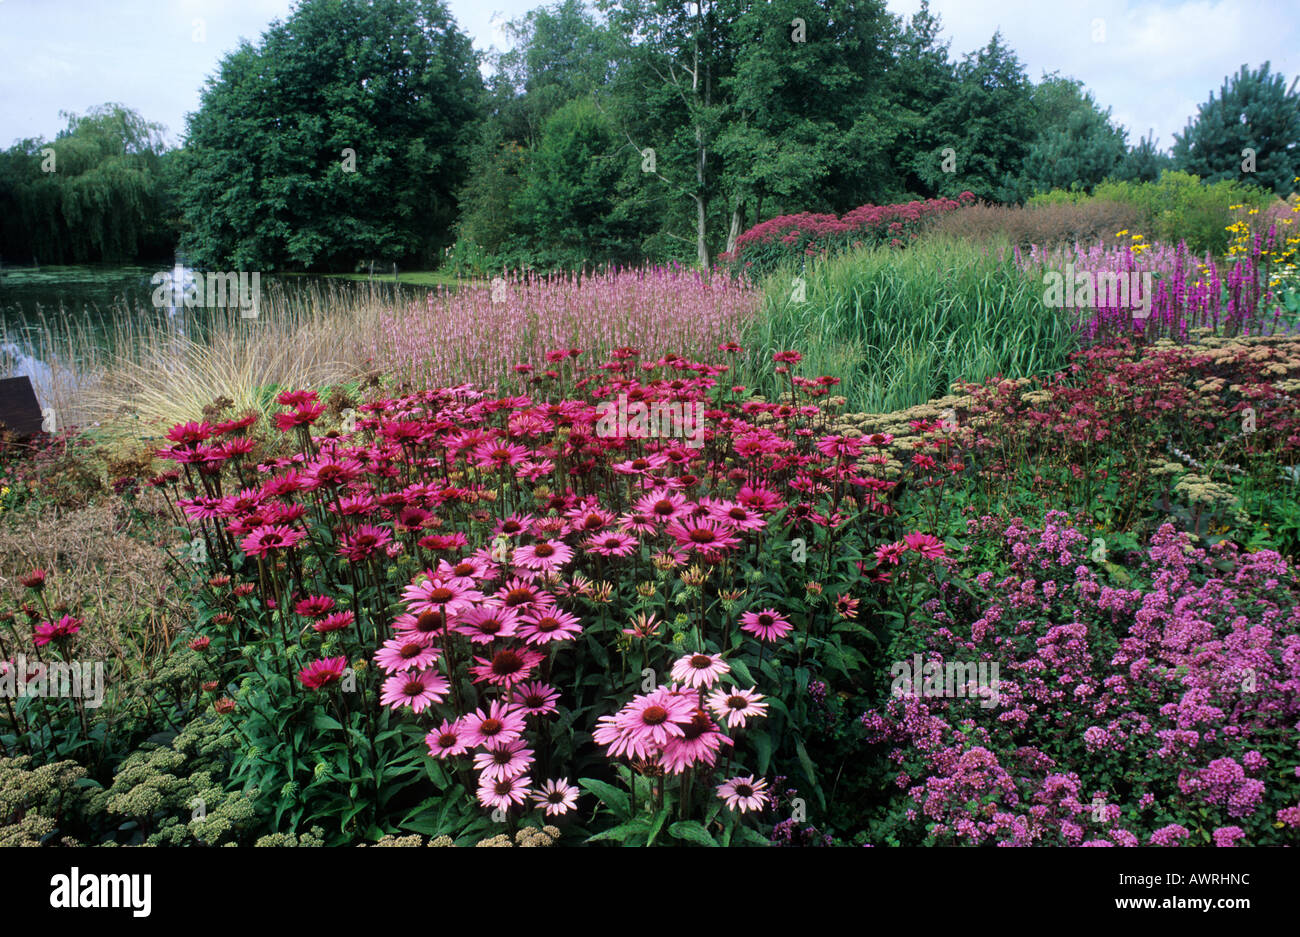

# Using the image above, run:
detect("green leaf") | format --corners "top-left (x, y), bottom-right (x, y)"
top-left (669, 820), bottom-right (718, 846)
top-left (578, 777), bottom-right (630, 818)
top-left (585, 819), bottom-right (650, 843)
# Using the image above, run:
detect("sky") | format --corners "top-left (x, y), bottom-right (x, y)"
top-left (0, 0), bottom-right (1296, 152)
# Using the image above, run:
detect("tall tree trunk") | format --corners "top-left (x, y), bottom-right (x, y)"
top-left (725, 201), bottom-right (743, 256)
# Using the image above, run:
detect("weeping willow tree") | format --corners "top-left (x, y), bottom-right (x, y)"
top-left (0, 103), bottom-right (178, 265)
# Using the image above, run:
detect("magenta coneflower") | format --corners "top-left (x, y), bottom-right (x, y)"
top-left (462, 701), bottom-right (527, 747)
top-left (435, 555), bottom-right (490, 585)
top-left (661, 709), bottom-right (731, 774)
top-left (902, 531), bottom-right (947, 560)
top-left (294, 595), bottom-right (336, 618)
top-left (633, 489), bottom-right (689, 523)
top-left (298, 656), bottom-right (348, 689)
top-left (874, 541), bottom-right (907, 566)
top-left (512, 539), bottom-right (574, 573)
top-left (393, 608), bottom-right (450, 638)
top-left (670, 651), bottom-right (730, 689)
top-left (533, 778), bottom-right (580, 816)
top-left (739, 608), bottom-right (792, 643)
top-left (584, 531), bottom-right (639, 557)
top-left (240, 524), bottom-right (305, 557)
top-left (717, 775), bottom-right (770, 813)
top-left (455, 605), bottom-right (520, 644)
top-left (511, 680), bottom-right (560, 716)
top-left (493, 513), bottom-right (536, 539)
top-left (492, 578), bottom-right (547, 610)
top-left (735, 484), bottom-right (784, 513)
top-left (338, 524), bottom-right (393, 563)
top-left (706, 686), bottom-right (768, 729)
top-left (380, 668), bottom-right (449, 714)
top-left (33, 614), bottom-right (82, 646)
top-left (593, 713), bottom-right (654, 760)
top-left (476, 773), bottom-right (532, 810)
top-left (703, 499), bottom-right (768, 532)
top-left (473, 738), bottom-right (535, 783)
top-left (619, 511), bottom-right (660, 535)
top-left (374, 635), bottom-right (439, 673)
top-left (665, 517), bottom-right (740, 553)
top-left (615, 686), bottom-right (697, 749)
top-left (472, 440), bottom-right (531, 470)
top-left (425, 718), bottom-right (470, 758)
top-left (402, 575), bottom-right (484, 617)
top-left (469, 646), bottom-right (545, 687)
top-left (313, 610), bottom-right (355, 633)
top-left (517, 605), bottom-right (583, 645)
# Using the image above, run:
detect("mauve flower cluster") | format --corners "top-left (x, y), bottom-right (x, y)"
top-left (861, 513), bottom-right (1300, 846)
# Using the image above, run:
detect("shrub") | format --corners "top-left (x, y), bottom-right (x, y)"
top-left (929, 199), bottom-right (1144, 251)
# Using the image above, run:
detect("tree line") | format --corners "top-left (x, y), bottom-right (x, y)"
top-left (1, 0), bottom-right (1297, 272)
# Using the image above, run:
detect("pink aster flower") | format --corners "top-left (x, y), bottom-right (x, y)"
top-left (473, 738), bottom-right (535, 783)
top-left (298, 656), bottom-right (348, 690)
top-left (670, 651), bottom-right (730, 689)
top-left (517, 605), bottom-right (583, 645)
top-left (380, 668), bottom-right (449, 713)
top-left (533, 778), bottom-right (580, 817)
top-left (462, 701), bottom-right (527, 748)
top-left (706, 686), bottom-right (768, 729)
top-left (374, 634), bottom-right (439, 674)
top-left (739, 608), bottom-right (793, 643)
top-left (717, 775), bottom-right (770, 813)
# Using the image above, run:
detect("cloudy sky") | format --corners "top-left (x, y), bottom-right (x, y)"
top-left (1, 0), bottom-right (1296, 152)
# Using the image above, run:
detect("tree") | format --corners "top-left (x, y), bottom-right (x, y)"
top-left (1004, 74), bottom-right (1128, 201)
top-left (177, 0), bottom-right (483, 271)
top-left (0, 104), bottom-right (175, 264)
top-left (1173, 63), bottom-right (1300, 196)
top-left (1116, 130), bottom-right (1174, 183)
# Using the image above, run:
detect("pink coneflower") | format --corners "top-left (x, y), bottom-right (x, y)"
top-left (295, 595), bottom-right (336, 618)
top-left (380, 668), bottom-right (449, 713)
top-left (670, 651), bottom-right (730, 689)
top-left (455, 606), bottom-right (520, 644)
top-left (402, 576), bottom-right (484, 617)
top-left (240, 524), bottom-right (305, 557)
top-left (469, 647), bottom-right (545, 687)
top-left (493, 513), bottom-right (536, 539)
top-left (303, 456), bottom-right (364, 489)
top-left (615, 686), bottom-right (697, 749)
top-left (338, 524), bottom-right (393, 562)
top-left (473, 738), bottom-right (535, 783)
top-left (477, 773), bottom-right (532, 810)
top-left (739, 608), bottom-right (792, 643)
top-left (493, 578), bottom-right (547, 610)
top-left (584, 531), bottom-right (639, 557)
top-left (874, 541), bottom-right (907, 565)
top-left (665, 517), bottom-right (740, 553)
top-left (425, 718), bottom-right (470, 758)
top-left (517, 605), bottom-right (583, 645)
top-left (298, 656), bottom-right (348, 689)
top-left (633, 489), bottom-right (690, 523)
top-left (566, 505), bottom-right (616, 535)
top-left (463, 702), bottom-right (528, 748)
top-left (902, 531), bottom-right (947, 559)
top-left (815, 434), bottom-right (864, 460)
top-left (735, 484), bottom-right (784, 513)
top-left (512, 539), bottom-right (574, 573)
top-left (835, 594), bottom-right (860, 619)
top-left (393, 608), bottom-right (450, 639)
top-left (511, 680), bottom-right (560, 716)
top-left (435, 555), bottom-right (490, 584)
top-left (612, 453), bottom-right (669, 476)
top-left (592, 713), bottom-right (654, 760)
top-left (313, 610), bottom-right (355, 633)
top-left (33, 615), bottom-right (82, 646)
top-left (703, 499), bottom-right (767, 532)
top-left (661, 708), bottom-right (731, 774)
top-left (472, 440), bottom-right (531, 470)
top-left (533, 778), bottom-right (580, 816)
top-left (374, 635), bottom-right (439, 673)
top-left (706, 686), bottom-right (768, 729)
top-left (717, 775), bottom-right (770, 813)
top-left (619, 511), bottom-right (659, 535)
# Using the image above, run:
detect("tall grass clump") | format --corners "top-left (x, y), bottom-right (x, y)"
top-left (743, 236), bottom-right (1076, 412)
